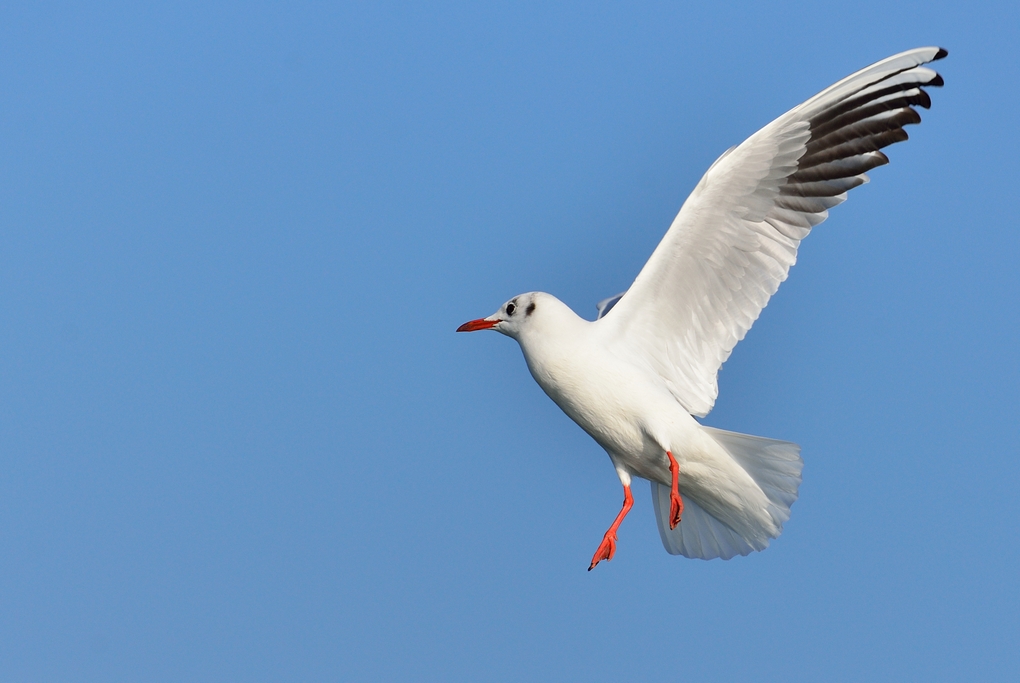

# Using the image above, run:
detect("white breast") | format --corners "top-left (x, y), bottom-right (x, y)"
top-left (518, 313), bottom-right (698, 484)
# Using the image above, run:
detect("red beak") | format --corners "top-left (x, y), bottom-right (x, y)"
top-left (457, 318), bottom-right (499, 332)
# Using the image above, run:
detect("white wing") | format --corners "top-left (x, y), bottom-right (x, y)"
top-left (599, 47), bottom-right (946, 417)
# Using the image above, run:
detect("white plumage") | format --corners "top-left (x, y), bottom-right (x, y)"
top-left (459, 48), bottom-right (946, 567)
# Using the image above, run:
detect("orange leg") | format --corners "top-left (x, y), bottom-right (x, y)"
top-left (667, 451), bottom-right (684, 529)
top-left (588, 484), bottom-right (633, 571)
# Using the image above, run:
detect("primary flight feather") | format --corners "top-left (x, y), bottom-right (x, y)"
top-left (458, 47), bottom-right (946, 569)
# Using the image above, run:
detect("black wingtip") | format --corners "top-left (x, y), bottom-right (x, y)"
top-left (934, 47), bottom-right (949, 60)
top-left (927, 73), bottom-right (945, 87)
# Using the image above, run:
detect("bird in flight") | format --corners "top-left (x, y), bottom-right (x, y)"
top-left (458, 47), bottom-right (946, 569)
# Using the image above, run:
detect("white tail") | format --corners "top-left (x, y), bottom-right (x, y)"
top-left (652, 427), bottom-right (803, 560)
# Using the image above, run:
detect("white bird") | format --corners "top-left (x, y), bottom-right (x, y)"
top-left (458, 47), bottom-right (946, 569)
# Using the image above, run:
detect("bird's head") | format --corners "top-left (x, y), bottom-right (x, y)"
top-left (457, 292), bottom-right (546, 340)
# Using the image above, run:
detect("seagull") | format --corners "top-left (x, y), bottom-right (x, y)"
top-left (458, 47), bottom-right (946, 569)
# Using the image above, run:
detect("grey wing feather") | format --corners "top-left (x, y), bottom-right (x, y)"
top-left (595, 292), bottom-right (626, 320)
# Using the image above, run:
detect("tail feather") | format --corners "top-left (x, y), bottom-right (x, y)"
top-left (652, 485), bottom-right (758, 560)
top-left (704, 426), bottom-right (803, 521)
top-left (653, 427), bottom-right (803, 560)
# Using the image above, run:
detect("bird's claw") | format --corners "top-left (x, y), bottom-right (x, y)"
top-left (666, 450), bottom-right (684, 529)
top-left (669, 491), bottom-right (684, 529)
top-left (588, 532), bottom-right (617, 571)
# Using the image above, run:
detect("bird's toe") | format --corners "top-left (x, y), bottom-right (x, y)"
top-left (669, 492), bottom-right (684, 529)
top-left (588, 533), bottom-right (617, 571)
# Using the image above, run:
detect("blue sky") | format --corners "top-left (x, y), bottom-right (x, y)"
top-left (1, 1), bottom-right (1017, 681)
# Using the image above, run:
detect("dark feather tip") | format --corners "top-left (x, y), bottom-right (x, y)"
top-left (934, 47), bottom-right (949, 60)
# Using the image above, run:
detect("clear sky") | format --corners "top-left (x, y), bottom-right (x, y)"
top-left (1, 1), bottom-right (1017, 681)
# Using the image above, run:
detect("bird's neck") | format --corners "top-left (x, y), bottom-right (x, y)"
top-left (515, 301), bottom-right (592, 392)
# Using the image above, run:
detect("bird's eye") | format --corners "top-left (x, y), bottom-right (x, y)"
top-left (506, 303), bottom-right (516, 316)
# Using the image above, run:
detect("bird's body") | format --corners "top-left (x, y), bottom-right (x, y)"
top-left (490, 291), bottom-right (795, 560)
top-left (518, 294), bottom-right (718, 491)
top-left (459, 48), bottom-right (946, 567)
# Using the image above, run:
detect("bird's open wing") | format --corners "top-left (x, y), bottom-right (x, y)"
top-left (599, 47), bottom-right (946, 417)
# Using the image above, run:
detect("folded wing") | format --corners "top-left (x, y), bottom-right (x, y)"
top-left (599, 47), bottom-right (946, 417)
